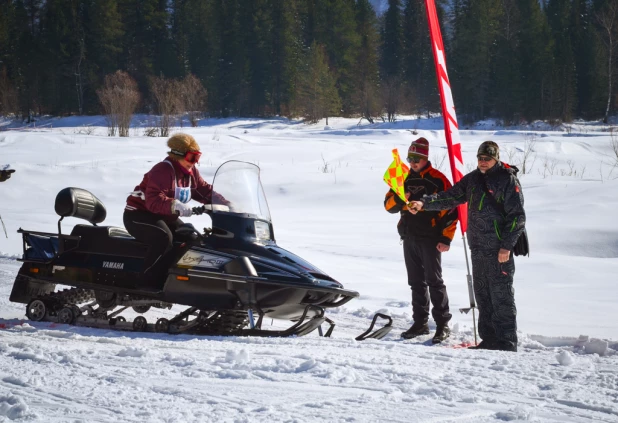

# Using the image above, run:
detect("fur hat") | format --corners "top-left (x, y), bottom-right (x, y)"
top-left (408, 137), bottom-right (429, 159)
top-left (477, 141), bottom-right (499, 160)
top-left (167, 133), bottom-right (200, 160)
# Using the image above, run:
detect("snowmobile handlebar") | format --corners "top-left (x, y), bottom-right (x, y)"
top-left (191, 204), bottom-right (231, 215)
top-left (192, 205), bottom-right (207, 216)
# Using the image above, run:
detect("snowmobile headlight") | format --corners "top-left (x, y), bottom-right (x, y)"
top-left (254, 221), bottom-right (271, 241)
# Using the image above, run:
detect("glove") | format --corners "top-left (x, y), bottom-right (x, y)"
top-left (0, 169), bottom-right (14, 182)
top-left (172, 200), bottom-right (192, 217)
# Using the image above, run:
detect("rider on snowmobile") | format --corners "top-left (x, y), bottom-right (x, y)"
top-left (123, 133), bottom-right (227, 287)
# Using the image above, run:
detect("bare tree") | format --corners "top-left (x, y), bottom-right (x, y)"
top-left (75, 36), bottom-right (86, 115)
top-left (432, 151), bottom-right (447, 173)
top-left (179, 74), bottom-right (207, 127)
top-left (597, 1), bottom-right (618, 124)
top-left (520, 133), bottom-right (537, 174)
top-left (97, 71), bottom-right (141, 137)
top-left (611, 127), bottom-right (618, 165)
top-left (150, 76), bottom-right (182, 137)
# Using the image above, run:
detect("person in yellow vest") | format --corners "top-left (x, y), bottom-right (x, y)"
top-left (384, 137), bottom-right (458, 343)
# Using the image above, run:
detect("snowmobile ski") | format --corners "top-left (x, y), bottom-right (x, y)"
top-left (355, 313), bottom-right (393, 341)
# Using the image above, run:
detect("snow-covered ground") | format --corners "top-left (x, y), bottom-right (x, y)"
top-left (0, 115), bottom-right (617, 422)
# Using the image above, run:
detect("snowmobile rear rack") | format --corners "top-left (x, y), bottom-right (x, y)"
top-left (355, 313), bottom-right (393, 341)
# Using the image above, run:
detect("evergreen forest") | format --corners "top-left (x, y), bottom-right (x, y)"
top-left (1, 0), bottom-right (617, 125)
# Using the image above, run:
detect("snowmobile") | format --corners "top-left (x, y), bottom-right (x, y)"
top-left (9, 161), bottom-right (392, 340)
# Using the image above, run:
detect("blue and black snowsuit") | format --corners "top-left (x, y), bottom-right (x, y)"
top-left (421, 162), bottom-right (525, 350)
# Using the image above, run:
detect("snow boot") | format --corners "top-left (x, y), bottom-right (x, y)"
top-left (468, 339), bottom-right (517, 352)
top-left (431, 324), bottom-right (450, 344)
top-left (401, 322), bottom-right (430, 339)
top-left (468, 339), bottom-right (498, 350)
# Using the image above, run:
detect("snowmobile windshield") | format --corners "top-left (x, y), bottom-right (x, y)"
top-left (211, 161), bottom-right (271, 221)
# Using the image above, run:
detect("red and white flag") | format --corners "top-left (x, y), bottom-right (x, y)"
top-left (424, 0), bottom-right (467, 234)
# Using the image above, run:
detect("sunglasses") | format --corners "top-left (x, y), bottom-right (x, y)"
top-left (477, 156), bottom-right (494, 162)
top-left (184, 151), bottom-right (202, 164)
top-left (407, 156), bottom-right (423, 164)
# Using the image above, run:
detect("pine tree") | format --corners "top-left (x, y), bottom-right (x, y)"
top-left (117, 0), bottom-right (175, 94)
top-left (183, 0), bottom-right (216, 114)
top-left (244, 0), bottom-right (273, 115)
top-left (211, 0), bottom-right (248, 116)
top-left (546, 0), bottom-right (577, 122)
top-left (516, 0), bottom-right (553, 121)
top-left (381, 0), bottom-right (402, 121)
top-left (38, 0), bottom-right (83, 114)
top-left (381, 0), bottom-right (402, 79)
top-left (401, 0), bottom-right (441, 115)
top-left (270, 0), bottom-right (304, 115)
top-left (451, 0), bottom-right (504, 121)
top-left (353, 0), bottom-right (381, 121)
top-left (296, 41), bottom-right (341, 124)
top-left (0, 1), bottom-right (20, 115)
top-left (490, 0), bottom-right (523, 123)
top-left (13, 0), bottom-right (46, 119)
top-left (311, 0), bottom-right (360, 115)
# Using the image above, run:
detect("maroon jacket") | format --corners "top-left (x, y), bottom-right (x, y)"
top-left (125, 158), bottom-right (225, 222)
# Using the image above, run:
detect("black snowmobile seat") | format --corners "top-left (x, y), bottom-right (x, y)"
top-left (69, 225), bottom-right (149, 258)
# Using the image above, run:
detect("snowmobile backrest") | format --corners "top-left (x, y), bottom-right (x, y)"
top-left (54, 187), bottom-right (106, 225)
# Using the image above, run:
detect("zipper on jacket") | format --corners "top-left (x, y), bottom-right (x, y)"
top-left (510, 217), bottom-right (517, 232)
top-left (469, 187), bottom-right (475, 210)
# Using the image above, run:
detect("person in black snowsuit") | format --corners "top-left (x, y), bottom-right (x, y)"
top-left (408, 141), bottom-right (525, 352)
top-left (384, 137), bottom-right (458, 344)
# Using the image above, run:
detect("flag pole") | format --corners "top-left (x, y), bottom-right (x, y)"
top-left (424, 0), bottom-right (477, 344)
top-left (460, 234), bottom-right (477, 344)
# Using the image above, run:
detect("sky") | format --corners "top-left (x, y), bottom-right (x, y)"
top-left (0, 115), bottom-right (617, 422)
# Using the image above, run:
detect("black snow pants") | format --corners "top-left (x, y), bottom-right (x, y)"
top-left (403, 237), bottom-right (452, 325)
top-left (123, 210), bottom-right (183, 284)
top-left (471, 249), bottom-right (518, 347)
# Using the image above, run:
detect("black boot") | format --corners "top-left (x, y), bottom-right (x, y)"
top-left (468, 339), bottom-right (497, 350)
top-left (431, 324), bottom-right (451, 344)
top-left (468, 339), bottom-right (517, 352)
top-left (401, 322), bottom-right (430, 339)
